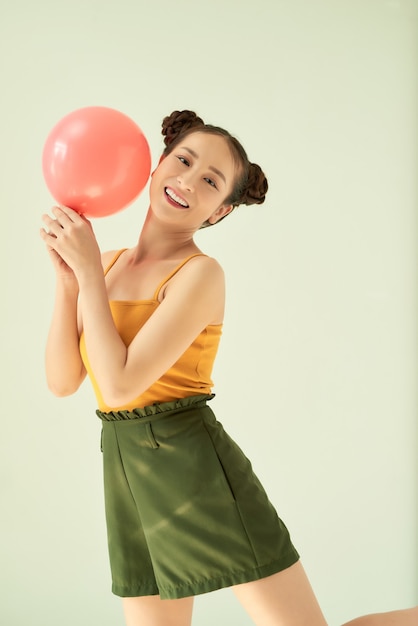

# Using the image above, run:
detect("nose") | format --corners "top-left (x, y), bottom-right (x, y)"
top-left (177, 170), bottom-right (195, 192)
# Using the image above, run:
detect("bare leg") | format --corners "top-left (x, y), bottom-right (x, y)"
top-left (233, 561), bottom-right (328, 626)
top-left (233, 561), bottom-right (417, 626)
top-left (122, 595), bottom-right (194, 626)
top-left (342, 607), bottom-right (418, 626)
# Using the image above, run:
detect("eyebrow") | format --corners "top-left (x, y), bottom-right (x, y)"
top-left (179, 146), bottom-right (227, 185)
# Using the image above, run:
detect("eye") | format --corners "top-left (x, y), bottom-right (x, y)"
top-left (204, 177), bottom-right (217, 189)
top-left (177, 156), bottom-right (190, 166)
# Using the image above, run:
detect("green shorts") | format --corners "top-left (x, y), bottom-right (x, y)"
top-left (96, 395), bottom-right (299, 599)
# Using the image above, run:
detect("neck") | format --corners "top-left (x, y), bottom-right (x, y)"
top-left (132, 208), bottom-right (201, 262)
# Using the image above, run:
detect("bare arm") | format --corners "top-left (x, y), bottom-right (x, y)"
top-left (44, 278), bottom-right (87, 396)
top-left (78, 253), bottom-right (225, 407)
top-left (41, 206), bottom-right (225, 408)
top-left (41, 207), bottom-right (88, 396)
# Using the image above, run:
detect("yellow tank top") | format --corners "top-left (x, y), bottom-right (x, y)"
top-left (79, 250), bottom-right (222, 412)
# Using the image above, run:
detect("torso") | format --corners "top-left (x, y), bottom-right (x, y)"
top-left (102, 248), bottom-right (197, 300)
top-left (99, 247), bottom-right (225, 324)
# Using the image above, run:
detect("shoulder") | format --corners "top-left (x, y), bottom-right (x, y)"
top-left (100, 249), bottom-right (127, 272)
top-left (181, 254), bottom-right (225, 283)
top-left (162, 254), bottom-right (226, 323)
top-left (164, 254), bottom-right (225, 299)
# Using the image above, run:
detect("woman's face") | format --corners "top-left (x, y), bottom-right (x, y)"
top-left (149, 132), bottom-right (237, 230)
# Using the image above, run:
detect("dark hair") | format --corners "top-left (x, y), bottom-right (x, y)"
top-left (161, 110), bottom-right (268, 225)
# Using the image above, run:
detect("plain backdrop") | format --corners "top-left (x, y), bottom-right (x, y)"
top-left (0, 1), bottom-right (416, 624)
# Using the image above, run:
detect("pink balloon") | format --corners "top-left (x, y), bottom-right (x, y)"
top-left (42, 106), bottom-right (151, 217)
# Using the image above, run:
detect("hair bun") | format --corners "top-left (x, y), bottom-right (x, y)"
top-left (241, 163), bottom-right (268, 206)
top-left (161, 110), bottom-right (205, 147)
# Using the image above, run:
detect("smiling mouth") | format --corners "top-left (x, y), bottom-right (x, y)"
top-left (165, 187), bottom-right (189, 208)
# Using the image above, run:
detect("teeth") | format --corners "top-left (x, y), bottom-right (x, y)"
top-left (165, 188), bottom-right (189, 207)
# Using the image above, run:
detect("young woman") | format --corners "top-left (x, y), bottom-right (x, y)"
top-left (40, 110), bottom-right (417, 626)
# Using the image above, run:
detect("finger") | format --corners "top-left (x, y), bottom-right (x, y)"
top-left (55, 206), bottom-right (94, 233)
top-left (53, 205), bottom-right (83, 223)
top-left (40, 226), bottom-right (58, 241)
top-left (42, 213), bottom-right (63, 234)
top-left (79, 213), bottom-right (92, 227)
top-left (39, 229), bottom-right (59, 254)
top-left (39, 231), bottom-right (64, 259)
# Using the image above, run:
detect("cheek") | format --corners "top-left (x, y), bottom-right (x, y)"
top-left (148, 175), bottom-right (161, 202)
top-left (149, 162), bottom-right (168, 190)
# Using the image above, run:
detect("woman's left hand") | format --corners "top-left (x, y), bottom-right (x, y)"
top-left (40, 205), bottom-right (102, 281)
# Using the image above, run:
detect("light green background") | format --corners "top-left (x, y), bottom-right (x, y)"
top-left (0, 1), bottom-right (416, 624)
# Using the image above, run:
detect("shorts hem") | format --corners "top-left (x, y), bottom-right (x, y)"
top-left (112, 551), bottom-right (300, 599)
top-left (112, 582), bottom-right (160, 597)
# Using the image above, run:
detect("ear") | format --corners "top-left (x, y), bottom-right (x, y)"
top-left (208, 204), bottom-right (234, 225)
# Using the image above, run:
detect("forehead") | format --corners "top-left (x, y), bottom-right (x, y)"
top-left (181, 132), bottom-right (237, 178)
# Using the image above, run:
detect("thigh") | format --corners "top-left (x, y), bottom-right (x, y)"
top-left (122, 595), bottom-right (194, 626)
top-left (342, 608), bottom-right (418, 626)
top-left (233, 561), bottom-right (328, 626)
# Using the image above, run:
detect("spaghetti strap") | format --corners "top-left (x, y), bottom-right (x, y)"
top-left (153, 253), bottom-right (207, 301)
top-left (104, 249), bottom-right (128, 276)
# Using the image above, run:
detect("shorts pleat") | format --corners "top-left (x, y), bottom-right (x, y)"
top-left (97, 395), bottom-right (299, 599)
